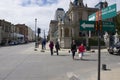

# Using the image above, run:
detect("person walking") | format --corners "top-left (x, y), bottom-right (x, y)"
top-left (42, 39), bottom-right (46, 50)
top-left (71, 40), bottom-right (77, 60)
top-left (49, 41), bottom-right (54, 56)
top-left (55, 41), bottom-right (60, 55)
top-left (78, 43), bottom-right (85, 59)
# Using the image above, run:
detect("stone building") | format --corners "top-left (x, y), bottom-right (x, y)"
top-left (49, 0), bottom-right (99, 48)
top-left (54, 8), bottom-right (65, 21)
top-left (49, 20), bottom-right (58, 42)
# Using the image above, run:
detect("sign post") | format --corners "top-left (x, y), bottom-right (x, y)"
top-left (87, 4), bottom-right (116, 80)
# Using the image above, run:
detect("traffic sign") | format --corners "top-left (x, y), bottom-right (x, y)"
top-left (102, 21), bottom-right (115, 31)
top-left (88, 13), bottom-right (96, 21)
top-left (102, 4), bottom-right (116, 20)
top-left (80, 21), bottom-right (95, 31)
top-left (80, 20), bottom-right (115, 31)
top-left (88, 4), bottom-right (117, 21)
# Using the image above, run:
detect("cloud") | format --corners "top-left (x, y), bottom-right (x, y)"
top-left (20, 0), bottom-right (58, 7)
top-left (0, 0), bottom-right (119, 37)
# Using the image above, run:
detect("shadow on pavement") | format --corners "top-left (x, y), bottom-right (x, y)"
top-left (51, 54), bottom-right (69, 56)
top-left (74, 58), bottom-right (97, 61)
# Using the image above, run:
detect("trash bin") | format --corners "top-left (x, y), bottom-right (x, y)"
top-left (102, 64), bottom-right (106, 70)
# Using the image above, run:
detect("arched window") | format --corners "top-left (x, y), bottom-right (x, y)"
top-left (60, 29), bottom-right (62, 37)
top-left (65, 28), bottom-right (69, 37)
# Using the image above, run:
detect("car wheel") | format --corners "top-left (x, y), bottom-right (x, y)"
top-left (117, 50), bottom-right (120, 55)
top-left (108, 49), bottom-right (114, 54)
top-left (109, 52), bottom-right (114, 54)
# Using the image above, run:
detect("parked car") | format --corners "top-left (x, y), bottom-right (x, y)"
top-left (9, 41), bottom-right (18, 45)
top-left (108, 42), bottom-right (120, 55)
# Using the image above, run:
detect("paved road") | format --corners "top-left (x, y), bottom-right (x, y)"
top-left (0, 43), bottom-right (120, 80)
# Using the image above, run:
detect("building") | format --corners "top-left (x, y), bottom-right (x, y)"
top-left (49, 20), bottom-right (58, 42)
top-left (0, 19), bottom-right (35, 45)
top-left (0, 26), bottom-right (2, 44)
top-left (0, 20), bottom-right (11, 45)
top-left (28, 27), bottom-right (35, 42)
top-left (54, 8), bottom-right (65, 21)
top-left (49, 0), bottom-right (98, 48)
top-left (95, 0), bottom-right (108, 9)
top-left (15, 24), bottom-right (28, 43)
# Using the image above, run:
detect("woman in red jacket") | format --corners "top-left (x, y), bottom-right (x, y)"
top-left (78, 43), bottom-right (85, 59)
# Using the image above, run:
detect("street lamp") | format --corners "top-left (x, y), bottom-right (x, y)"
top-left (34, 18), bottom-right (37, 51)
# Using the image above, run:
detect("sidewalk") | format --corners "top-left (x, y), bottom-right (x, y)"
top-left (87, 67), bottom-right (120, 80)
top-left (84, 49), bottom-right (120, 80)
top-left (38, 44), bottom-right (120, 80)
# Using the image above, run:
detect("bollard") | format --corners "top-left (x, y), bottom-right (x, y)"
top-left (102, 64), bottom-right (107, 70)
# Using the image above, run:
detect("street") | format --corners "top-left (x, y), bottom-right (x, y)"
top-left (0, 43), bottom-right (120, 80)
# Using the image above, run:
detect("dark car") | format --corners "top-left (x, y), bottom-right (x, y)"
top-left (108, 42), bottom-right (120, 55)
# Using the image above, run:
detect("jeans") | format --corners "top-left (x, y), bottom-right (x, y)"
top-left (50, 48), bottom-right (53, 55)
top-left (72, 51), bottom-right (76, 59)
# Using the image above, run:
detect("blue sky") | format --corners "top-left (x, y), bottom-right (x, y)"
top-left (0, 0), bottom-right (119, 37)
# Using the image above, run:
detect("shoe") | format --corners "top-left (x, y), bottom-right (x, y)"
top-left (72, 57), bottom-right (74, 60)
top-left (80, 57), bottom-right (82, 60)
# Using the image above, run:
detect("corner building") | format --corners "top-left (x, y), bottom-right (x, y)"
top-left (50, 0), bottom-right (98, 48)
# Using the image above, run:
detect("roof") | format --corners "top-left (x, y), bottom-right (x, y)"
top-left (57, 8), bottom-right (64, 11)
top-left (50, 20), bottom-right (58, 24)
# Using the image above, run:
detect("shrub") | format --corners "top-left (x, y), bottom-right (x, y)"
top-left (73, 37), bottom-right (105, 46)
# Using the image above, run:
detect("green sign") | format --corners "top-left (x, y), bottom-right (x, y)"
top-left (102, 21), bottom-right (115, 31)
top-left (80, 21), bottom-right (95, 31)
top-left (80, 21), bottom-right (115, 31)
top-left (88, 13), bottom-right (96, 21)
top-left (88, 4), bottom-right (117, 21)
top-left (102, 4), bottom-right (117, 20)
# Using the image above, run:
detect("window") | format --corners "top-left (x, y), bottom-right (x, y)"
top-left (65, 28), bottom-right (69, 37)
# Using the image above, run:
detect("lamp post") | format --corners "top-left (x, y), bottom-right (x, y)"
top-left (34, 18), bottom-right (37, 51)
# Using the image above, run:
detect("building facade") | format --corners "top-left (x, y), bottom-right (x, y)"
top-left (28, 27), bottom-right (35, 42)
top-left (95, 1), bottom-right (108, 9)
top-left (0, 19), bottom-right (35, 45)
top-left (54, 8), bottom-right (65, 21)
top-left (49, 20), bottom-right (58, 42)
top-left (15, 24), bottom-right (29, 43)
top-left (0, 20), bottom-right (11, 45)
top-left (49, 0), bottom-right (98, 48)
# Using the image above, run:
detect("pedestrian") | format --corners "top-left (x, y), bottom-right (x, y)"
top-left (78, 43), bottom-right (85, 59)
top-left (49, 41), bottom-right (54, 56)
top-left (41, 39), bottom-right (46, 50)
top-left (55, 41), bottom-right (60, 55)
top-left (43, 39), bottom-right (46, 50)
top-left (42, 40), bottom-right (44, 50)
top-left (71, 40), bottom-right (77, 60)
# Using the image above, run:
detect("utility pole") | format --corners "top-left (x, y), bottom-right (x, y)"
top-left (44, 30), bottom-right (46, 39)
top-left (34, 18), bottom-right (37, 51)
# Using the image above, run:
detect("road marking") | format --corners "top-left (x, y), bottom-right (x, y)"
top-left (67, 72), bottom-right (80, 80)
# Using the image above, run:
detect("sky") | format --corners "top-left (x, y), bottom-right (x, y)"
top-left (0, 0), bottom-right (119, 37)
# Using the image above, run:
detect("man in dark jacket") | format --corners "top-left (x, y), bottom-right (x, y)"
top-left (49, 41), bottom-right (54, 56)
top-left (55, 41), bottom-right (60, 55)
top-left (71, 40), bottom-right (77, 60)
